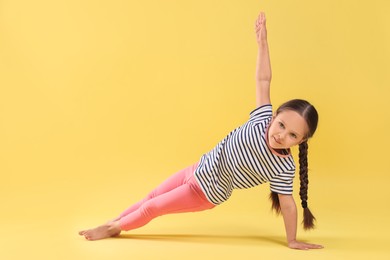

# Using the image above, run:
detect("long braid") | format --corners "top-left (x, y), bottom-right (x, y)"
top-left (268, 99), bottom-right (319, 229)
top-left (299, 141), bottom-right (316, 230)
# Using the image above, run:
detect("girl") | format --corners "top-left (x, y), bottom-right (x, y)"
top-left (79, 12), bottom-right (324, 250)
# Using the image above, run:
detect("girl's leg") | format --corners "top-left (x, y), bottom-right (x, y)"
top-left (116, 163), bottom-right (199, 220)
top-left (119, 178), bottom-right (214, 231)
top-left (79, 163), bottom-right (214, 240)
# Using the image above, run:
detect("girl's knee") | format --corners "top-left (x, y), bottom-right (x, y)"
top-left (145, 190), bottom-right (158, 201)
top-left (139, 200), bottom-right (161, 219)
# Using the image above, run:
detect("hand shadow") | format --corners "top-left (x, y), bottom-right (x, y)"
top-left (115, 233), bottom-right (286, 246)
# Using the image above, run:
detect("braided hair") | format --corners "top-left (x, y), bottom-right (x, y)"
top-left (298, 141), bottom-right (316, 230)
top-left (269, 99), bottom-right (318, 230)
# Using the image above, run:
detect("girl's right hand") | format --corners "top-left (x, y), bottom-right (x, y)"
top-left (288, 240), bottom-right (324, 250)
top-left (255, 12), bottom-right (267, 46)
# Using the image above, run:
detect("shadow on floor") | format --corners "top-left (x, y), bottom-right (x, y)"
top-left (115, 233), bottom-right (286, 246)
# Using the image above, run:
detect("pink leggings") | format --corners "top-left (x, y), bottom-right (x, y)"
top-left (117, 163), bottom-right (215, 231)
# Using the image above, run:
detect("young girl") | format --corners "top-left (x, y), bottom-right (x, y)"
top-left (79, 12), bottom-right (324, 250)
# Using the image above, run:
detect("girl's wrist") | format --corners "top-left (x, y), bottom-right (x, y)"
top-left (257, 42), bottom-right (269, 50)
top-left (287, 238), bottom-right (298, 245)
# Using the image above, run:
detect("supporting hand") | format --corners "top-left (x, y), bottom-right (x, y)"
top-left (288, 240), bottom-right (324, 250)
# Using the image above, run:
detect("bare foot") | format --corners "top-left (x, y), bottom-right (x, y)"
top-left (79, 221), bottom-right (121, 241)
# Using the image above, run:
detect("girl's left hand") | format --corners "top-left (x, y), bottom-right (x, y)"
top-left (255, 12), bottom-right (267, 45)
top-left (288, 240), bottom-right (324, 250)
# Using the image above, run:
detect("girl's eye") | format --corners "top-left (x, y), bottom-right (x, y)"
top-left (290, 133), bottom-right (297, 139)
top-left (278, 122), bottom-right (285, 129)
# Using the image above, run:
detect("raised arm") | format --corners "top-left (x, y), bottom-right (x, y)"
top-left (278, 194), bottom-right (324, 250)
top-left (255, 12), bottom-right (271, 107)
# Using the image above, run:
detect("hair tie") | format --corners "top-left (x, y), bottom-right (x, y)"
top-left (301, 200), bottom-right (308, 209)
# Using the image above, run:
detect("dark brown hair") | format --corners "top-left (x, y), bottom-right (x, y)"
top-left (269, 99), bottom-right (319, 230)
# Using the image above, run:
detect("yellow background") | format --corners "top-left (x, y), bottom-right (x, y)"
top-left (1, 0), bottom-right (389, 259)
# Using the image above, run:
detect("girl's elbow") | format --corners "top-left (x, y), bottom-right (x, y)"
top-left (278, 195), bottom-right (296, 210)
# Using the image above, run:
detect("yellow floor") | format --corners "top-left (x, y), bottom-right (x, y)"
top-left (1, 165), bottom-right (389, 260)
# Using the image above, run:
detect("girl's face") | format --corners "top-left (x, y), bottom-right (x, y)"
top-left (267, 110), bottom-right (308, 149)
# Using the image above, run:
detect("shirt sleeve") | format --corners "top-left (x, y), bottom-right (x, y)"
top-left (269, 171), bottom-right (295, 195)
top-left (249, 104), bottom-right (273, 123)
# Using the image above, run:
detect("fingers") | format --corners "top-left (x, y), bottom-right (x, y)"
top-left (260, 12), bottom-right (266, 24)
top-left (307, 243), bottom-right (324, 249)
top-left (255, 12), bottom-right (266, 32)
top-left (300, 241), bottom-right (324, 249)
top-left (257, 12), bottom-right (266, 25)
top-left (289, 241), bottom-right (324, 250)
top-left (262, 12), bottom-right (266, 26)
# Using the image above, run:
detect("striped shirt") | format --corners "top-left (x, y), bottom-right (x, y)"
top-left (194, 104), bottom-right (296, 205)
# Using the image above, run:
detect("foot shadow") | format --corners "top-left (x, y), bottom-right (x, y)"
top-left (115, 233), bottom-right (286, 246)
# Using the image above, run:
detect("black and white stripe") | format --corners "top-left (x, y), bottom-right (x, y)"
top-left (194, 105), bottom-right (296, 205)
